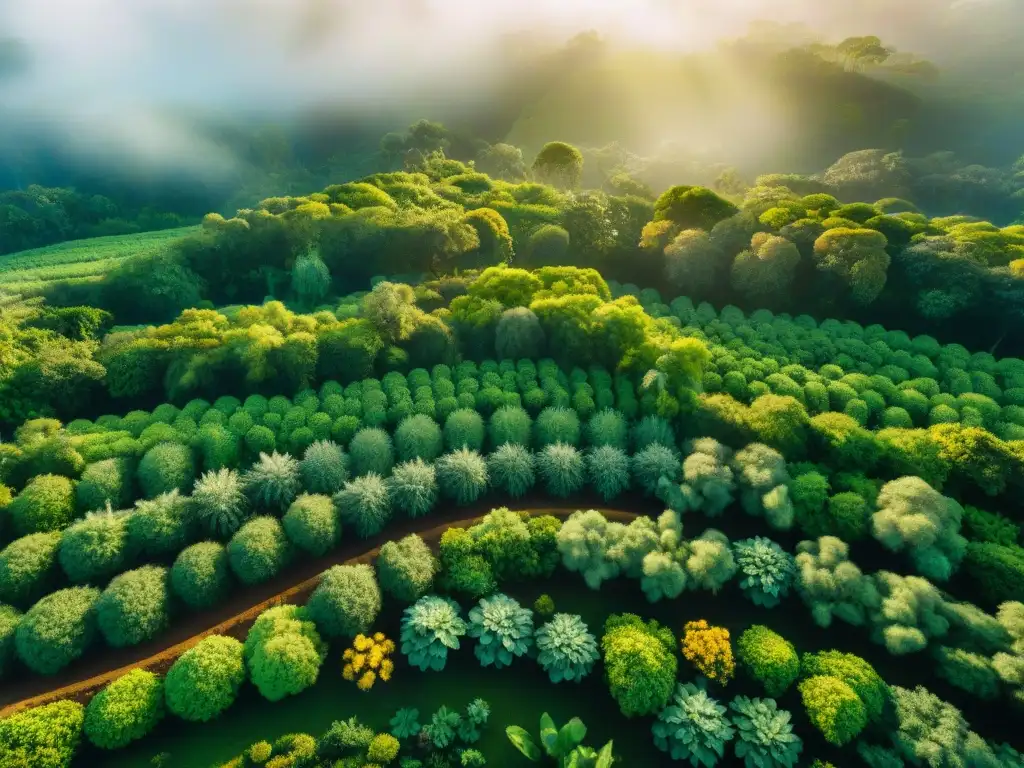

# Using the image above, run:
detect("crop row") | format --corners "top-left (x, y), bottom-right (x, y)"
top-left (3, 505), bottom-right (1022, 767)
top-left (0, 226), bottom-right (198, 274)
top-left (609, 281), bottom-right (1024, 432)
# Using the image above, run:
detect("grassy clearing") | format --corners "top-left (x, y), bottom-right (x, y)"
top-left (0, 226), bottom-right (198, 294)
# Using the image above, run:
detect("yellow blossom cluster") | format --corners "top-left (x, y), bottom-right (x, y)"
top-left (342, 632), bottom-right (396, 691)
top-left (681, 620), bottom-right (735, 684)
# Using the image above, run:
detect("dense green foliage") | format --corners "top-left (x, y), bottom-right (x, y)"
top-left (4, 99), bottom-right (1024, 768)
top-left (164, 635), bottom-right (246, 722)
top-left (282, 493), bottom-right (339, 556)
top-left (0, 700), bottom-right (84, 768)
top-left (227, 516), bottom-right (292, 585)
top-left (602, 613), bottom-right (677, 718)
top-left (14, 586), bottom-right (99, 674)
top-left (377, 534), bottom-right (437, 602)
top-left (244, 605), bottom-right (326, 702)
top-left (170, 541), bottom-right (231, 610)
top-left (306, 563), bottom-right (381, 638)
top-left (83, 669), bottom-right (164, 749)
top-left (737, 625), bottom-right (800, 697)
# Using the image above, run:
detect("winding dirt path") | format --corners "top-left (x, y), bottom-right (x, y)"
top-left (0, 497), bottom-right (650, 718)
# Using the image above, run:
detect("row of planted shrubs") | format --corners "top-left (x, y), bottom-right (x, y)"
top-left (6, 317), bottom-right (1024, 530)
top-left (0, 356), bottom-right (654, 523)
top-left (3, 490), bottom-right (1023, 725)
top-left (616, 283), bottom-right (1024, 416)
top-left (3, 419), bottom-right (1023, 684)
top-left (4, 504), bottom-right (1021, 768)
top-left (3, 379), bottom-right (1023, 604)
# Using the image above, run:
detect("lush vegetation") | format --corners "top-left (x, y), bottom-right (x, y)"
top-left (0, 227), bottom-right (198, 299)
top-left (1, 42), bottom-right (1024, 764)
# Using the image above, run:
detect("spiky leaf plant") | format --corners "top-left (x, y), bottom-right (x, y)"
top-left (192, 469), bottom-right (250, 538)
top-left (299, 440), bottom-right (349, 495)
top-left (243, 452), bottom-right (301, 511)
top-left (386, 459), bottom-right (438, 518)
top-left (586, 445), bottom-right (631, 501)
top-left (436, 448), bottom-right (489, 505)
top-left (486, 443), bottom-right (536, 498)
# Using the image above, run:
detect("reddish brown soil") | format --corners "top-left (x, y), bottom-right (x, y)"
top-left (0, 497), bottom-right (649, 718)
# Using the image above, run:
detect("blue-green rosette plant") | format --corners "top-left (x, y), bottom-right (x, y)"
top-left (535, 613), bottom-right (599, 683)
top-left (467, 593), bottom-right (534, 669)
top-left (729, 696), bottom-right (802, 768)
top-left (732, 537), bottom-right (796, 609)
top-left (400, 595), bottom-right (467, 672)
top-left (652, 683), bottom-right (735, 767)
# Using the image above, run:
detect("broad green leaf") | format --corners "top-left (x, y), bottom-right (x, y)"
top-left (539, 712), bottom-right (559, 754)
top-left (554, 717), bottom-right (587, 756)
top-left (506, 725), bottom-right (542, 761)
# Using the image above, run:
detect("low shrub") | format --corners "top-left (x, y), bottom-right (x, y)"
top-left (0, 699), bottom-right (84, 768)
top-left (282, 494), bottom-right (339, 556)
top-left (536, 443), bottom-right (585, 498)
top-left (486, 443), bottom-right (536, 498)
top-left (58, 509), bottom-right (129, 584)
top-left (245, 605), bottom-right (326, 702)
top-left (191, 468), bottom-right (250, 538)
top-left (95, 565), bottom-right (170, 647)
top-left (227, 516), bottom-right (293, 586)
top-left (602, 613), bottom-right (677, 717)
top-left (436, 449), bottom-right (489, 505)
top-left (377, 534), bottom-right (437, 602)
top-left (335, 474), bottom-right (393, 537)
top-left (127, 490), bottom-right (195, 559)
top-left (349, 427), bottom-right (395, 476)
top-left (164, 635), bottom-right (246, 722)
top-left (0, 604), bottom-right (21, 677)
top-left (76, 459), bottom-right (131, 513)
top-left (137, 443), bottom-right (195, 499)
top-left (386, 459), bottom-right (438, 518)
top-left (15, 586), bottom-right (100, 675)
top-left (800, 650), bottom-right (889, 721)
top-left (243, 452), bottom-right (301, 512)
top-left (171, 541), bottom-right (231, 610)
top-left (83, 669), bottom-right (164, 749)
top-left (736, 625), bottom-right (800, 697)
top-left (306, 563), bottom-right (381, 638)
top-left (394, 415), bottom-right (443, 462)
top-left (798, 675), bottom-right (867, 746)
top-left (9, 475), bottom-right (76, 536)
top-left (443, 409), bottom-right (486, 452)
top-left (299, 440), bottom-right (349, 495)
top-left (0, 531), bottom-right (62, 607)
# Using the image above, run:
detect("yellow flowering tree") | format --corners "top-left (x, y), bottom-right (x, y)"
top-left (342, 632), bottom-right (396, 691)
top-left (682, 620), bottom-right (735, 684)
